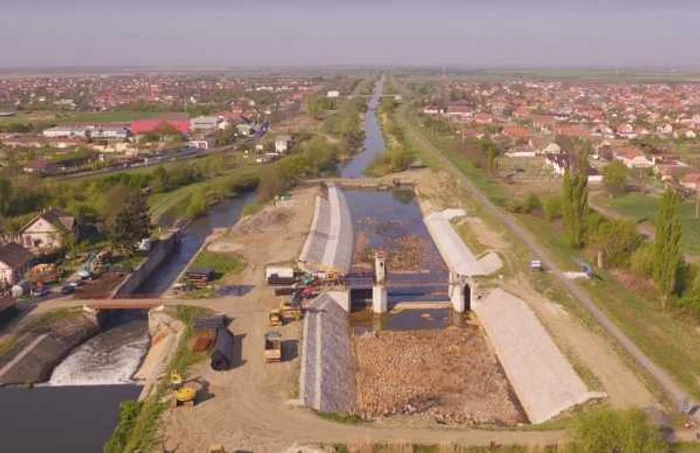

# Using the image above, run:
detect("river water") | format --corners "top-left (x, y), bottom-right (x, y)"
top-left (340, 76), bottom-right (386, 179)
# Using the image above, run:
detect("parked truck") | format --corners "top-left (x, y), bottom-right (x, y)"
top-left (264, 331), bottom-right (282, 363)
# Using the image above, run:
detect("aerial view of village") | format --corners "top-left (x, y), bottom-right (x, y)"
top-left (4, 1), bottom-right (700, 453)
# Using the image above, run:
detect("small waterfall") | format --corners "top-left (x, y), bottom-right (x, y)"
top-left (48, 318), bottom-right (149, 386)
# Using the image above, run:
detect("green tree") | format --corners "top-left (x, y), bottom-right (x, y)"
top-left (108, 188), bottom-right (151, 256)
top-left (654, 189), bottom-right (683, 308)
top-left (562, 168), bottom-right (589, 249)
top-left (630, 243), bottom-right (655, 278)
top-left (567, 409), bottom-right (668, 453)
top-left (602, 160), bottom-right (629, 196)
top-left (589, 218), bottom-right (641, 268)
top-left (479, 139), bottom-right (499, 174)
top-left (0, 176), bottom-right (12, 215)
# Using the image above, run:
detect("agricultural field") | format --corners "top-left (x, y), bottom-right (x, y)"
top-left (605, 193), bottom-right (700, 255)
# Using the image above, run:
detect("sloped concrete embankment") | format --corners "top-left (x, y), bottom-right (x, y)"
top-left (0, 311), bottom-right (100, 385)
top-left (299, 294), bottom-right (355, 413)
top-left (112, 231), bottom-right (179, 297)
top-left (298, 185), bottom-right (353, 275)
top-left (474, 289), bottom-right (606, 424)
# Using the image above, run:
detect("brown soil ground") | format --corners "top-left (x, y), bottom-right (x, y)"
top-left (71, 271), bottom-right (125, 299)
top-left (353, 327), bottom-right (526, 426)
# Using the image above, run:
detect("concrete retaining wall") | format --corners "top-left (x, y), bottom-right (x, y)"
top-left (112, 231), bottom-right (179, 297)
top-left (0, 312), bottom-right (100, 385)
top-left (299, 293), bottom-right (355, 413)
top-left (474, 289), bottom-right (605, 423)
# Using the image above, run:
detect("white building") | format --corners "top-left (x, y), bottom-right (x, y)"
top-left (275, 134), bottom-right (292, 153)
top-left (190, 116), bottom-right (220, 131)
top-left (327, 90), bottom-right (340, 98)
top-left (42, 126), bottom-right (89, 139)
top-left (91, 126), bottom-right (129, 141)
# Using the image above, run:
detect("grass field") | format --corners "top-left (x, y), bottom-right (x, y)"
top-left (606, 193), bottom-right (700, 255)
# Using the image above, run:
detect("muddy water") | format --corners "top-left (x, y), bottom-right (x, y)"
top-left (345, 188), bottom-right (449, 304)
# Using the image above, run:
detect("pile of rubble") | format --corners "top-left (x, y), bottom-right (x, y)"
top-left (353, 327), bottom-right (526, 425)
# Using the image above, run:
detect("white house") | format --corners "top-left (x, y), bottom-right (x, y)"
top-left (326, 90), bottom-right (340, 98)
top-left (19, 209), bottom-right (77, 254)
top-left (613, 147), bottom-right (654, 169)
top-left (275, 135), bottom-right (292, 153)
top-left (0, 243), bottom-right (33, 287)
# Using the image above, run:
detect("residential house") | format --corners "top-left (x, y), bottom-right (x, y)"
top-left (538, 142), bottom-right (561, 155)
top-left (0, 243), bottom-right (33, 287)
top-left (502, 124), bottom-right (531, 142)
top-left (446, 105), bottom-right (473, 122)
top-left (613, 147), bottom-right (654, 169)
top-left (681, 172), bottom-right (700, 191)
top-left (473, 112), bottom-right (494, 125)
top-left (19, 209), bottom-right (77, 254)
top-left (616, 124), bottom-right (637, 139)
top-left (327, 90), bottom-right (340, 98)
top-left (275, 134), bottom-right (292, 153)
top-left (422, 106), bottom-right (444, 115)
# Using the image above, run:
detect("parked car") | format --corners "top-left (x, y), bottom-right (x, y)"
top-left (61, 285), bottom-right (75, 295)
top-left (32, 287), bottom-right (50, 298)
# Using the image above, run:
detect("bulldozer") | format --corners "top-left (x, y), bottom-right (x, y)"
top-left (171, 370), bottom-right (197, 407)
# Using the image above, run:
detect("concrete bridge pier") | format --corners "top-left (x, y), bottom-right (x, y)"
top-left (372, 253), bottom-right (388, 314)
top-left (449, 272), bottom-right (474, 313)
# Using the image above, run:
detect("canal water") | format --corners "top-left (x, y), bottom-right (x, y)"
top-left (135, 190), bottom-right (258, 295)
top-left (0, 385), bottom-right (141, 453)
top-left (340, 76), bottom-right (386, 179)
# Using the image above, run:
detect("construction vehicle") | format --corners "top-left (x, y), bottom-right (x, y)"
top-left (208, 445), bottom-right (226, 453)
top-left (26, 263), bottom-right (59, 285)
top-left (316, 265), bottom-right (341, 285)
top-left (280, 293), bottom-right (303, 322)
top-left (268, 308), bottom-right (282, 327)
top-left (264, 331), bottom-right (282, 363)
top-left (170, 370), bottom-right (197, 407)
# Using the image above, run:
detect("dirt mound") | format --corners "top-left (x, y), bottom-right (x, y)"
top-left (353, 327), bottom-right (526, 425)
top-left (232, 209), bottom-right (292, 235)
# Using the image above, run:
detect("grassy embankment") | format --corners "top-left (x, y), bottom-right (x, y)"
top-left (391, 76), bottom-right (700, 402)
top-left (103, 306), bottom-right (213, 453)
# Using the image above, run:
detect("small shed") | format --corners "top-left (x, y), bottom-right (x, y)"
top-left (210, 327), bottom-right (235, 371)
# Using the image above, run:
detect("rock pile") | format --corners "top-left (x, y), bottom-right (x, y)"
top-left (353, 327), bottom-right (526, 425)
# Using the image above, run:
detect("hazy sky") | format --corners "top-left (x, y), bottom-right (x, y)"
top-left (1, 0), bottom-right (700, 68)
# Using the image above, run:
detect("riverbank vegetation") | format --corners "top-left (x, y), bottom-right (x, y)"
top-left (392, 75), bottom-right (700, 399)
top-left (103, 306), bottom-right (213, 453)
top-left (366, 94), bottom-right (416, 176)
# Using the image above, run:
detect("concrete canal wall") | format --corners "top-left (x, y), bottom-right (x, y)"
top-left (299, 293), bottom-right (355, 413)
top-left (299, 185), bottom-right (353, 275)
top-left (112, 231), bottom-right (179, 297)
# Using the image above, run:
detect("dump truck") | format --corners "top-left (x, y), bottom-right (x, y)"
top-left (280, 293), bottom-right (303, 322)
top-left (264, 331), bottom-right (282, 363)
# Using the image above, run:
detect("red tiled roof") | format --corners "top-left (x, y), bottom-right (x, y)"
top-left (130, 115), bottom-right (190, 135)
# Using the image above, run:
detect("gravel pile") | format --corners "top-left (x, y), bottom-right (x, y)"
top-left (353, 327), bottom-right (526, 425)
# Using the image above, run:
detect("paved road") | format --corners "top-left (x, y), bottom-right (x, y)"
top-left (395, 103), bottom-right (693, 413)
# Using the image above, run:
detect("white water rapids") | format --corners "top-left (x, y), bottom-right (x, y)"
top-left (48, 319), bottom-right (150, 386)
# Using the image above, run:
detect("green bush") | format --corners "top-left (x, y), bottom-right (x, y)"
top-left (566, 409), bottom-right (668, 453)
top-left (543, 195), bottom-right (564, 221)
top-left (103, 400), bottom-right (142, 453)
top-left (630, 243), bottom-right (655, 278)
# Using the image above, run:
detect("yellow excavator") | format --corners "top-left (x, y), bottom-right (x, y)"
top-left (171, 370), bottom-right (197, 407)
